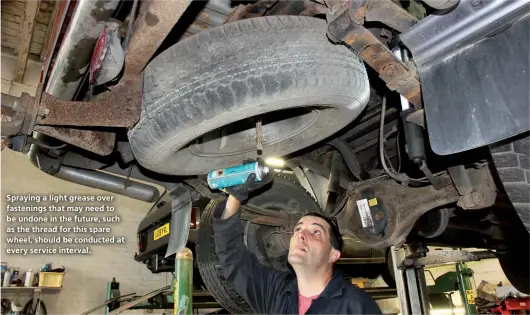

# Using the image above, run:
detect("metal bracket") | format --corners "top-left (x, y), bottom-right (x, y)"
top-left (2, 0), bottom-right (193, 156)
top-left (365, 0), bottom-right (418, 33)
top-left (326, 0), bottom-right (423, 107)
top-left (401, 250), bottom-right (497, 269)
top-left (36, 75), bottom-right (142, 128)
top-left (340, 178), bottom-right (459, 248)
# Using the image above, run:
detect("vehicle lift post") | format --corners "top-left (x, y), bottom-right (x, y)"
top-left (391, 246), bottom-right (482, 315)
top-left (173, 247), bottom-right (193, 315)
top-left (391, 246), bottom-right (431, 315)
top-left (456, 262), bottom-right (478, 315)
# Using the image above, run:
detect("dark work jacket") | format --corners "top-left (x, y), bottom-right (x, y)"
top-left (212, 201), bottom-right (383, 315)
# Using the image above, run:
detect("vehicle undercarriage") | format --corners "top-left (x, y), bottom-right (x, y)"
top-left (1, 0), bottom-right (529, 308)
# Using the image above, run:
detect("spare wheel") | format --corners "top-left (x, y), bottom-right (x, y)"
top-left (128, 16), bottom-right (370, 175)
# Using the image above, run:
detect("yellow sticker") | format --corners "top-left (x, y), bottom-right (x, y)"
top-left (174, 279), bottom-right (178, 315)
top-left (154, 223), bottom-right (170, 241)
top-left (466, 290), bottom-right (475, 304)
top-left (368, 198), bottom-right (378, 207)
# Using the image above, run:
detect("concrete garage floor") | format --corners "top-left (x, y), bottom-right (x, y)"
top-left (1, 148), bottom-right (512, 314)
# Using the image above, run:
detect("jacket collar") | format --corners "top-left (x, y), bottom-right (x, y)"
top-left (285, 269), bottom-right (347, 299)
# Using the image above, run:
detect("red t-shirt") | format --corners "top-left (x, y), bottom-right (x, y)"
top-left (298, 294), bottom-right (319, 315)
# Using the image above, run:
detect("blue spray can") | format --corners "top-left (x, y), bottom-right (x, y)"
top-left (207, 161), bottom-right (270, 190)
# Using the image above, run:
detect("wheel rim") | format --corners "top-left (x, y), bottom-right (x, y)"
top-left (188, 108), bottom-right (320, 157)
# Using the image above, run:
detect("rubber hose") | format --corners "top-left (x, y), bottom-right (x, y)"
top-left (327, 138), bottom-right (368, 180)
top-left (22, 299), bottom-right (47, 315)
top-left (1, 298), bottom-right (10, 314)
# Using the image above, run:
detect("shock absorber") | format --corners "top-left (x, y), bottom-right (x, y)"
top-left (392, 46), bottom-right (442, 189)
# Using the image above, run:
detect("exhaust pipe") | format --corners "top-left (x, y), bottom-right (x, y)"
top-left (54, 166), bottom-right (160, 202)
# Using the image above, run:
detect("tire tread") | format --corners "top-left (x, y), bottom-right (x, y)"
top-left (491, 135), bottom-right (530, 231)
top-left (128, 16), bottom-right (369, 175)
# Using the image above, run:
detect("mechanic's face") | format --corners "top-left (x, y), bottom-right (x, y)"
top-left (287, 216), bottom-right (341, 269)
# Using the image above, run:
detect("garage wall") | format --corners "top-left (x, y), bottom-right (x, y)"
top-left (1, 50), bottom-right (42, 97)
top-left (1, 149), bottom-right (171, 314)
top-left (1, 0), bottom-right (55, 57)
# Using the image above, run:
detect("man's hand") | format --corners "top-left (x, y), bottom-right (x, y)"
top-left (221, 173), bottom-right (272, 219)
top-left (225, 172), bottom-right (273, 202)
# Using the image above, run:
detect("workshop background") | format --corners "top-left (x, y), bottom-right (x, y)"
top-left (0, 143), bottom-right (515, 315)
top-left (1, 149), bottom-right (170, 314)
top-left (0, 0), bottom-right (514, 313)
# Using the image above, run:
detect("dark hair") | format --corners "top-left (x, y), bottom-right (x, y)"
top-left (301, 212), bottom-right (344, 252)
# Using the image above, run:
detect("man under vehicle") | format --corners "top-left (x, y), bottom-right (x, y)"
top-left (212, 173), bottom-right (382, 314)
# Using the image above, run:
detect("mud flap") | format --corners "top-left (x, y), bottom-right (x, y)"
top-left (164, 184), bottom-right (194, 258)
top-left (400, 2), bottom-right (530, 155)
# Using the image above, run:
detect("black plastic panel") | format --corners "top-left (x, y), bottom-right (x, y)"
top-left (421, 14), bottom-right (530, 155)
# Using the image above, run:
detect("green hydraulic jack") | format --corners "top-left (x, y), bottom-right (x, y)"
top-left (429, 262), bottom-right (478, 315)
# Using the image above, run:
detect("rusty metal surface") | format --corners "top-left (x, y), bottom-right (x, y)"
top-left (243, 0), bottom-right (280, 18)
top-left (33, 0), bottom-right (193, 140)
top-left (224, 0), bottom-right (328, 24)
top-left (327, 1), bottom-right (423, 107)
top-left (402, 250), bottom-right (497, 268)
top-left (346, 29), bottom-right (422, 107)
top-left (125, 0), bottom-right (192, 74)
top-left (34, 126), bottom-right (115, 156)
top-left (456, 165), bottom-right (498, 210)
top-left (32, 0), bottom-right (327, 153)
top-left (37, 74), bottom-right (142, 127)
top-left (261, 0), bottom-right (328, 16)
top-left (184, 0), bottom-right (233, 36)
top-left (224, 4), bottom-right (249, 23)
top-left (338, 178), bottom-right (459, 248)
top-left (32, 0), bottom-right (327, 152)
top-left (365, 0), bottom-right (418, 33)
